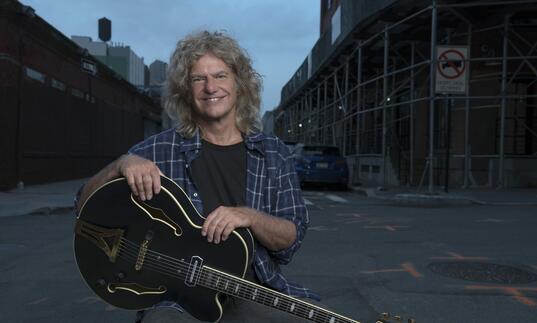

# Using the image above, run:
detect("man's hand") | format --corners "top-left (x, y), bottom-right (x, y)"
top-left (201, 206), bottom-right (297, 252)
top-left (117, 154), bottom-right (161, 201)
top-left (201, 206), bottom-right (255, 244)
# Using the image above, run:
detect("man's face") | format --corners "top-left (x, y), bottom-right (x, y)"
top-left (190, 53), bottom-right (239, 123)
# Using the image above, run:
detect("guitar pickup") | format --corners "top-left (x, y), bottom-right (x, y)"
top-left (185, 256), bottom-right (203, 287)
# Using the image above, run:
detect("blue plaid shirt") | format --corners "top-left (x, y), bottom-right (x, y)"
top-left (128, 127), bottom-right (319, 301)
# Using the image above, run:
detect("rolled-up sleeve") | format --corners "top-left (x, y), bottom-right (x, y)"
top-left (268, 153), bottom-right (309, 264)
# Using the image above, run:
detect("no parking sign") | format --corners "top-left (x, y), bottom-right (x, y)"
top-left (435, 46), bottom-right (469, 94)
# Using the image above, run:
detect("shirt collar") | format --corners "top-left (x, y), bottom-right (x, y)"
top-left (176, 128), bottom-right (266, 156)
top-left (177, 128), bottom-right (202, 153)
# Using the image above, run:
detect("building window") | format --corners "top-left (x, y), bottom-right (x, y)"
top-left (331, 5), bottom-right (341, 44)
top-left (25, 67), bottom-right (46, 83)
top-left (71, 88), bottom-right (84, 99)
top-left (51, 78), bottom-right (66, 91)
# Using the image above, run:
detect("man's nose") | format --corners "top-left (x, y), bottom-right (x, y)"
top-left (204, 77), bottom-right (217, 93)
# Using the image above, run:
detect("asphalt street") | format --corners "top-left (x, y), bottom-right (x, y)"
top-left (1, 188), bottom-right (536, 323)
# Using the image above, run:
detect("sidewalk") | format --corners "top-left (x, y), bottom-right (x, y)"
top-left (0, 178), bottom-right (86, 217)
top-left (352, 185), bottom-right (537, 206)
top-left (1, 179), bottom-right (536, 218)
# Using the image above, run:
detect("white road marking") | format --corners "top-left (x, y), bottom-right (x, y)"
top-left (476, 218), bottom-right (509, 223)
top-left (28, 297), bottom-right (48, 305)
top-left (308, 225), bottom-right (337, 231)
top-left (325, 194), bottom-right (348, 203)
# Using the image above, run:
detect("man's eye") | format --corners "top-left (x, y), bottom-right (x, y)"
top-left (216, 74), bottom-right (227, 79)
top-left (192, 77), bottom-right (204, 82)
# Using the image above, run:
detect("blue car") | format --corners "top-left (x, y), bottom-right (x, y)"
top-left (292, 145), bottom-right (349, 189)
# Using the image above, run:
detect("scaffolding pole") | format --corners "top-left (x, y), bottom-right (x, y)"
top-left (463, 24), bottom-right (472, 188)
top-left (383, 26), bottom-right (389, 185)
top-left (498, 15), bottom-right (510, 188)
top-left (356, 41), bottom-right (362, 161)
top-left (410, 41), bottom-right (416, 186)
top-left (428, 0), bottom-right (438, 193)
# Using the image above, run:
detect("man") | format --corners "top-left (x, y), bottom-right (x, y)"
top-left (76, 31), bottom-right (319, 322)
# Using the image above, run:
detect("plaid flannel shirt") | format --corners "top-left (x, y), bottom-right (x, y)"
top-left (128, 127), bottom-right (320, 301)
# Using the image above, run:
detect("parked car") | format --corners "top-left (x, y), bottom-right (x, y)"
top-left (293, 145), bottom-right (349, 189)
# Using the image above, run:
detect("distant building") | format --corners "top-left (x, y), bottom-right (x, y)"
top-left (150, 60), bottom-right (168, 86)
top-left (71, 36), bottom-right (146, 87)
top-left (71, 36), bottom-right (107, 55)
top-left (144, 64), bottom-right (150, 87)
top-left (319, 0), bottom-right (341, 35)
top-left (261, 110), bottom-right (276, 135)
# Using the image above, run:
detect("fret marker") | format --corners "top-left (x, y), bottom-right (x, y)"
top-left (224, 281), bottom-right (229, 290)
top-left (215, 277), bottom-right (220, 287)
top-left (252, 289), bottom-right (258, 300)
top-left (234, 285), bottom-right (239, 294)
top-left (290, 303), bottom-right (295, 312)
top-left (273, 297), bottom-right (279, 307)
top-left (329, 317), bottom-right (335, 323)
top-left (308, 310), bottom-right (314, 319)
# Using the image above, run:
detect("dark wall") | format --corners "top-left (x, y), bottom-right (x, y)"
top-left (0, 1), bottom-right (160, 189)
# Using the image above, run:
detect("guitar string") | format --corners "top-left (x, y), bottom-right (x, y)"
top-left (117, 240), bottom-right (325, 320)
top-left (118, 240), bottom-right (353, 323)
top-left (117, 244), bottom-right (296, 312)
top-left (118, 239), bottom-right (354, 323)
top-left (116, 241), bottom-right (352, 323)
top-left (118, 248), bottom-right (352, 323)
top-left (115, 246), bottom-right (320, 319)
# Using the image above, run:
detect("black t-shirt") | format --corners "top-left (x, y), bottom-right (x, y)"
top-left (190, 139), bottom-right (247, 217)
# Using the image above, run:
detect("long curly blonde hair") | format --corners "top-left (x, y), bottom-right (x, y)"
top-left (163, 30), bottom-right (263, 137)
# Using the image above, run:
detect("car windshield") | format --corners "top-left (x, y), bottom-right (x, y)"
top-left (302, 146), bottom-right (341, 156)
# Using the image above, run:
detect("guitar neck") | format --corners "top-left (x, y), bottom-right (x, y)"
top-left (199, 266), bottom-right (359, 323)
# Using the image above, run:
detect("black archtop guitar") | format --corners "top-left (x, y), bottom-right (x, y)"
top-left (74, 176), bottom-right (414, 323)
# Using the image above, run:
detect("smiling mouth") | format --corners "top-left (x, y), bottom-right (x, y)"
top-left (202, 96), bottom-right (225, 102)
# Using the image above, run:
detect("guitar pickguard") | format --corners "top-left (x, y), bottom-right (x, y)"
top-left (75, 219), bottom-right (123, 262)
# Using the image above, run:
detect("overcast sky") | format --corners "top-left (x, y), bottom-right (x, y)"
top-left (22, 0), bottom-right (320, 114)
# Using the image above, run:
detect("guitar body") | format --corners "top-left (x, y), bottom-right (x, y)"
top-left (74, 176), bottom-right (255, 322)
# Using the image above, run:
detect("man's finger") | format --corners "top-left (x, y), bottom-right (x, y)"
top-left (126, 173), bottom-right (138, 196)
top-left (151, 169), bottom-right (161, 195)
top-left (135, 175), bottom-right (146, 200)
top-left (143, 174), bottom-right (153, 200)
top-left (205, 212), bottom-right (224, 243)
top-left (221, 222), bottom-right (236, 242)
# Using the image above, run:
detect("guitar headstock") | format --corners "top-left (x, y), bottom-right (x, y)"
top-left (376, 312), bottom-right (416, 323)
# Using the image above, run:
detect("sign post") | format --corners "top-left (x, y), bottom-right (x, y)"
top-left (435, 46), bottom-right (468, 94)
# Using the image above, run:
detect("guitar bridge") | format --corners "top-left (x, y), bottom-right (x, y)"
top-left (75, 219), bottom-right (124, 262)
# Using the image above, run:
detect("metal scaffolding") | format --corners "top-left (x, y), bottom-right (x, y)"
top-left (276, 0), bottom-right (537, 191)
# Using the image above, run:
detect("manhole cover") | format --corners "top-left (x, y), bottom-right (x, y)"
top-left (428, 262), bottom-right (537, 284)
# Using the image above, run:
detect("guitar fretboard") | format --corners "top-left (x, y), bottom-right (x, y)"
top-left (198, 266), bottom-right (360, 323)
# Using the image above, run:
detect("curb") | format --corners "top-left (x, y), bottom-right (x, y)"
top-left (27, 206), bottom-right (75, 216)
top-left (391, 193), bottom-right (482, 206)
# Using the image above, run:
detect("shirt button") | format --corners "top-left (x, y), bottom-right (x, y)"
top-left (193, 193), bottom-right (198, 197)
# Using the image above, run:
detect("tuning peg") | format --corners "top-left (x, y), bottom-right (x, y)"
top-left (381, 313), bottom-right (390, 320)
top-left (394, 315), bottom-right (401, 321)
top-left (408, 319), bottom-right (416, 323)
